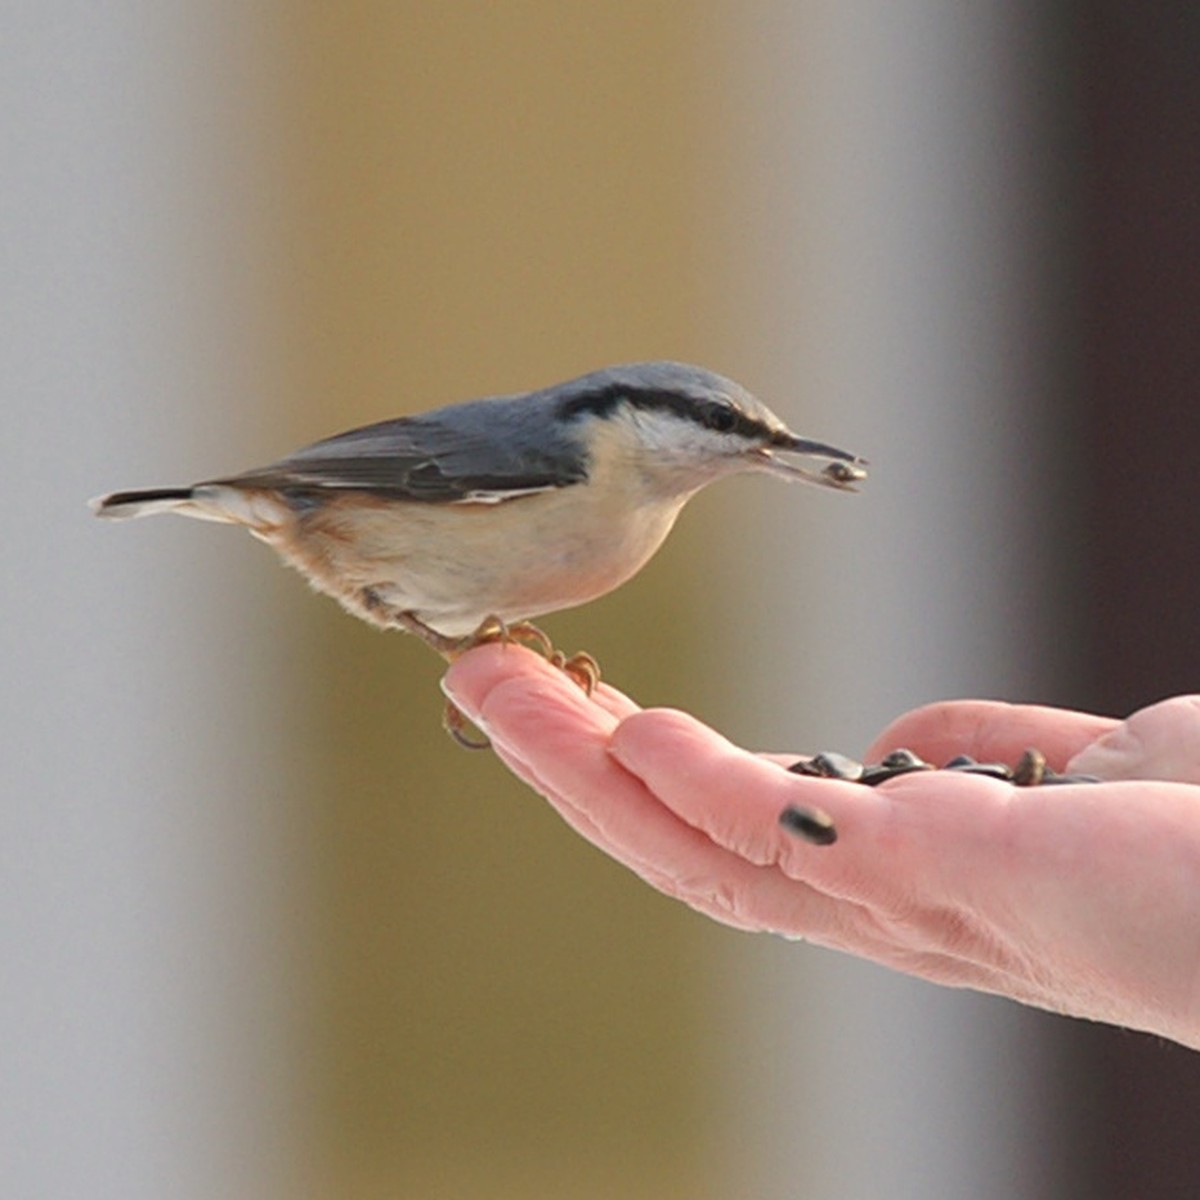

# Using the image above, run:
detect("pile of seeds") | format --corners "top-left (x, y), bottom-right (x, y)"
top-left (779, 748), bottom-right (1101, 847)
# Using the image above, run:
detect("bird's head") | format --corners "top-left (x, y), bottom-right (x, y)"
top-left (553, 361), bottom-right (867, 497)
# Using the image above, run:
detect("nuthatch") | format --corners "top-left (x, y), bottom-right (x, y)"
top-left (93, 361), bottom-right (866, 742)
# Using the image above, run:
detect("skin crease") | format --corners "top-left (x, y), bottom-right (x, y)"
top-left (442, 644), bottom-right (1200, 1050)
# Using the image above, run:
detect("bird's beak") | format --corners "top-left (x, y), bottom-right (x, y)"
top-left (749, 430), bottom-right (869, 491)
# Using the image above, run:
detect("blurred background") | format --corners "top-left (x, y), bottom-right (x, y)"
top-left (5, 3), bottom-right (1200, 1197)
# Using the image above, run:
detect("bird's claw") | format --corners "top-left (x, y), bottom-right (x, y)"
top-left (467, 617), bottom-right (600, 694)
top-left (426, 614), bottom-right (602, 748)
top-left (549, 649), bottom-right (601, 694)
top-left (442, 698), bottom-right (491, 750)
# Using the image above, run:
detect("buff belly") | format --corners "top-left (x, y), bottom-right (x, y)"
top-left (245, 485), bottom-right (688, 639)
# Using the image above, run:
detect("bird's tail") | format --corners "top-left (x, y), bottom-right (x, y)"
top-left (90, 482), bottom-right (289, 529)
top-left (90, 487), bottom-right (199, 520)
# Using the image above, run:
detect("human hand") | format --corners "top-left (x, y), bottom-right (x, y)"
top-left (441, 647), bottom-right (1200, 1049)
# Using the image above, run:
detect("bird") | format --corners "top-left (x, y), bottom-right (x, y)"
top-left (92, 361), bottom-right (867, 743)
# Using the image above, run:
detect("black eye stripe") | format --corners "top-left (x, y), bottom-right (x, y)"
top-left (704, 404), bottom-right (737, 432)
top-left (560, 385), bottom-right (773, 441)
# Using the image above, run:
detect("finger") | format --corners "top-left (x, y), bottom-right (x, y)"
top-left (484, 730), bottom-right (766, 921)
top-left (444, 642), bottom-right (641, 724)
top-left (495, 722), bottom-right (847, 936)
top-left (609, 708), bottom-right (898, 890)
top-left (606, 707), bottom-right (1117, 996)
top-left (865, 699), bottom-right (1118, 771)
top-left (609, 705), bottom-right (1095, 921)
top-left (1068, 695), bottom-right (1200, 784)
top-left (589, 681), bottom-right (642, 722)
top-left (444, 643), bottom-right (755, 890)
top-left (443, 647), bottom-right (871, 936)
top-left (442, 639), bottom-right (622, 758)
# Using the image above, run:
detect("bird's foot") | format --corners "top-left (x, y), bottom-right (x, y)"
top-left (442, 698), bottom-right (491, 750)
top-left (548, 648), bottom-right (601, 695)
top-left (390, 609), bottom-right (471, 657)
top-left (476, 618), bottom-right (553, 659)
top-left (384, 611), bottom-right (492, 746)
top-left (393, 611), bottom-right (601, 747)
top-left (463, 616), bottom-right (601, 696)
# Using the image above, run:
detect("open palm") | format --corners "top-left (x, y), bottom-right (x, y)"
top-left (445, 646), bottom-right (1200, 1049)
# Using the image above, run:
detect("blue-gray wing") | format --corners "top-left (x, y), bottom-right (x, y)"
top-left (217, 394), bottom-right (588, 504)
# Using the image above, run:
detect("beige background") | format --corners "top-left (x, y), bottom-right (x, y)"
top-left (275, 11), bottom-right (746, 1193)
top-left (6, 4), bottom-right (1073, 1198)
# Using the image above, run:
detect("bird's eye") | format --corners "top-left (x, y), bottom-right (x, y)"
top-left (705, 405), bottom-right (737, 433)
